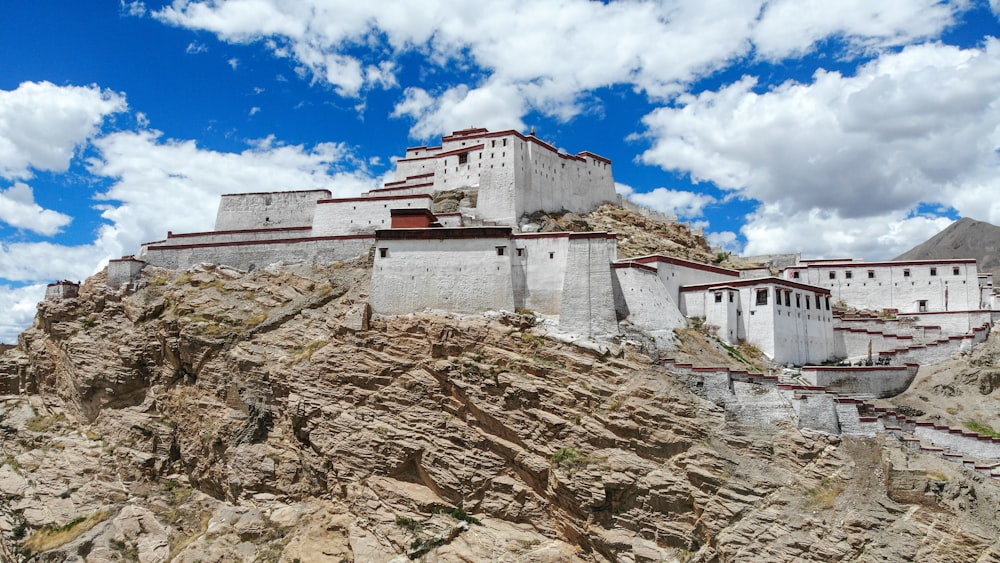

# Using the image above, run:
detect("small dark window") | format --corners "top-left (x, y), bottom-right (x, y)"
top-left (815, 295), bottom-right (821, 309)
top-left (379, 248), bottom-right (388, 258)
top-left (805, 295), bottom-right (810, 309)
top-left (825, 297), bottom-right (831, 310)
top-left (918, 299), bottom-right (928, 312)
top-left (496, 246), bottom-right (505, 256)
top-left (903, 269), bottom-right (911, 277)
top-left (829, 271), bottom-right (836, 279)
top-left (549, 252), bottom-right (555, 259)
top-left (784, 292), bottom-right (791, 307)
top-left (516, 248), bottom-right (524, 256)
top-left (715, 292), bottom-right (723, 303)
top-left (796, 294), bottom-right (801, 308)
top-left (755, 289), bottom-right (768, 305)
top-left (953, 267), bottom-right (960, 275)
top-left (458, 152), bottom-right (468, 165)
top-left (729, 291), bottom-right (734, 303)
top-left (930, 267), bottom-right (937, 276)
top-left (868, 270), bottom-right (875, 279)
top-left (792, 271), bottom-right (800, 279)
top-left (845, 271), bottom-right (852, 279)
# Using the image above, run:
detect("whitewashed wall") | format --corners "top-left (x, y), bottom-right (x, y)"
top-left (612, 265), bottom-right (686, 332)
top-left (388, 129), bottom-right (616, 226)
top-left (107, 258), bottom-right (146, 288)
top-left (143, 236), bottom-right (374, 271)
top-left (369, 232), bottom-right (515, 315)
top-left (634, 256), bottom-right (740, 308)
top-left (783, 260), bottom-right (980, 313)
top-left (312, 195), bottom-right (432, 236)
top-left (559, 235), bottom-right (619, 337)
top-left (511, 234), bottom-right (571, 314)
top-left (214, 190), bottom-right (329, 231)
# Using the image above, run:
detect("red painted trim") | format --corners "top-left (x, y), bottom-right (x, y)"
top-left (167, 226), bottom-right (311, 238)
top-left (219, 189), bottom-right (331, 198)
top-left (435, 128), bottom-right (612, 165)
top-left (376, 227), bottom-right (512, 240)
top-left (612, 262), bottom-right (658, 273)
top-left (632, 254), bottom-right (740, 277)
top-left (147, 235), bottom-right (374, 251)
top-left (367, 182), bottom-right (435, 193)
top-left (790, 258), bottom-right (977, 268)
top-left (803, 365), bottom-right (909, 372)
top-left (317, 194), bottom-right (432, 204)
top-left (383, 172), bottom-right (435, 186)
top-left (512, 231), bottom-right (615, 240)
top-left (109, 257), bottom-right (146, 263)
top-left (681, 277), bottom-right (832, 295)
top-left (397, 143), bottom-right (485, 162)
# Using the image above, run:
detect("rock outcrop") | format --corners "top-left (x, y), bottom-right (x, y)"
top-left (1, 260), bottom-right (999, 561)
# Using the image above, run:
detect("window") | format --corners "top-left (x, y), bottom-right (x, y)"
top-left (755, 289), bottom-right (768, 305)
top-left (868, 270), bottom-right (875, 279)
top-left (805, 295), bottom-right (810, 309)
top-left (458, 152), bottom-right (468, 165)
top-left (930, 267), bottom-right (937, 276)
top-left (379, 248), bottom-right (388, 258)
top-left (829, 271), bottom-right (836, 279)
top-left (825, 297), bottom-right (831, 310)
top-left (792, 271), bottom-right (800, 279)
top-left (729, 291), bottom-right (734, 303)
top-left (715, 292), bottom-right (723, 303)
top-left (903, 269), bottom-right (911, 277)
top-left (516, 248), bottom-right (524, 257)
top-left (953, 267), bottom-right (960, 275)
top-left (796, 294), bottom-right (801, 308)
top-left (918, 299), bottom-right (928, 312)
top-left (784, 291), bottom-right (791, 307)
top-left (496, 246), bottom-right (506, 256)
top-left (549, 252), bottom-right (555, 259)
top-left (815, 295), bottom-right (821, 309)
top-left (845, 271), bottom-right (852, 279)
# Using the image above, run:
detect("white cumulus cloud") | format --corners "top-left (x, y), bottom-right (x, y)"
top-left (0, 183), bottom-right (72, 236)
top-left (152, 0), bottom-right (969, 138)
top-left (0, 81), bottom-right (127, 180)
top-left (638, 39), bottom-right (1000, 258)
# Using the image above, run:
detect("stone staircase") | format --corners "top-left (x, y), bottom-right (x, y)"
top-left (659, 358), bottom-right (1000, 480)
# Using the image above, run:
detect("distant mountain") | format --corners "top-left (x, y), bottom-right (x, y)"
top-left (894, 217), bottom-right (1000, 276)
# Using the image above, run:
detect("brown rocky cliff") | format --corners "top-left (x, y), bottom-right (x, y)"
top-left (0, 262), bottom-right (998, 561)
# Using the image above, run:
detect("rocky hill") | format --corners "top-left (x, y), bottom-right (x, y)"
top-left (1, 257), bottom-right (999, 561)
top-left (894, 217), bottom-right (1000, 276)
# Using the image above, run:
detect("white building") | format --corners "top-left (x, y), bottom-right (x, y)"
top-left (386, 128), bottom-right (617, 225)
top-left (781, 258), bottom-right (982, 313)
top-left (680, 278), bottom-right (836, 365)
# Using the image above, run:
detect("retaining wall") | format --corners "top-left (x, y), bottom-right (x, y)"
top-left (214, 189), bottom-right (329, 231)
top-left (143, 236), bottom-right (374, 271)
top-left (800, 364), bottom-right (919, 398)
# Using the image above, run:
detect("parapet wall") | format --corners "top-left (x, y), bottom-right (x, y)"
top-left (611, 264), bottom-right (686, 332)
top-left (312, 195), bottom-right (432, 236)
top-left (214, 189), bottom-right (330, 231)
top-left (144, 235), bottom-right (374, 271)
top-left (800, 364), bottom-right (919, 398)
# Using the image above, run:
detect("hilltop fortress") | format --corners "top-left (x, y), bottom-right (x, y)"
top-left (98, 127), bottom-right (996, 368)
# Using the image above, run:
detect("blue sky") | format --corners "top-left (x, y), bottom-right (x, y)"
top-left (2, 0), bottom-right (1000, 342)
